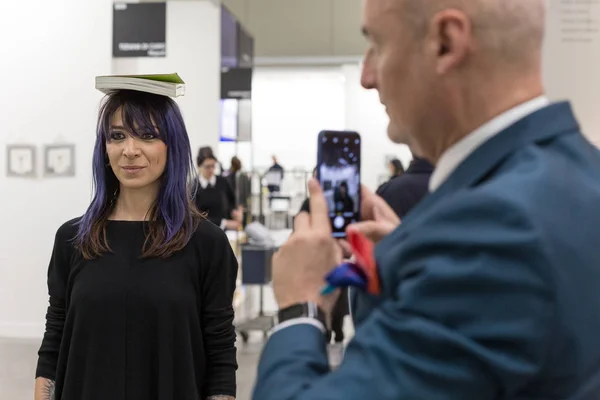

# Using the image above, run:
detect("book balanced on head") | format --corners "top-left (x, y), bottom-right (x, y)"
top-left (95, 73), bottom-right (185, 98)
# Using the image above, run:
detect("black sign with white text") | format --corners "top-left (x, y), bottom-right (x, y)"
top-left (113, 3), bottom-right (167, 58)
top-left (237, 25), bottom-right (254, 68)
top-left (221, 67), bottom-right (253, 99)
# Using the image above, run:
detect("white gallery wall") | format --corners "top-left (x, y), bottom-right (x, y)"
top-left (250, 66), bottom-right (346, 170)
top-left (543, 0), bottom-right (600, 147)
top-left (0, 0), bottom-right (113, 338)
top-left (113, 1), bottom-right (221, 156)
top-left (222, 65), bottom-right (412, 190)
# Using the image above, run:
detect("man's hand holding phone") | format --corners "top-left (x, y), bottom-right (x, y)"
top-left (271, 179), bottom-right (343, 313)
top-left (339, 185), bottom-right (400, 257)
top-left (348, 185), bottom-right (400, 242)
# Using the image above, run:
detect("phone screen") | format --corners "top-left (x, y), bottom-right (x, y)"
top-left (316, 130), bottom-right (361, 238)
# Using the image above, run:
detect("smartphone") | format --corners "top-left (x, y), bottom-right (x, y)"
top-left (316, 130), bottom-right (361, 238)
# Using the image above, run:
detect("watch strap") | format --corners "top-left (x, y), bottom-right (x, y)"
top-left (276, 302), bottom-right (327, 328)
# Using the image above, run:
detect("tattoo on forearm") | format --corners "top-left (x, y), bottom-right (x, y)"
top-left (44, 380), bottom-right (56, 400)
top-left (206, 396), bottom-right (234, 400)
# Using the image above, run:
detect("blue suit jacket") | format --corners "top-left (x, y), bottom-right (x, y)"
top-left (253, 102), bottom-right (600, 400)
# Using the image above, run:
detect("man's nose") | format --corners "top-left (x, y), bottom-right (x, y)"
top-left (360, 56), bottom-right (376, 90)
top-left (122, 137), bottom-right (140, 158)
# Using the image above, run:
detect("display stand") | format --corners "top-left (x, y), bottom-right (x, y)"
top-left (235, 245), bottom-right (276, 343)
top-left (253, 168), bottom-right (311, 226)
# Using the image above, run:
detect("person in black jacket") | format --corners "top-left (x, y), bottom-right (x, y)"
top-left (387, 158), bottom-right (405, 180)
top-left (333, 182), bottom-right (355, 214)
top-left (266, 155), bottom-right (284, 193)
top-left (198, 146), bottom-right (224, 176)
top-left (376, 156), bottom-right (434, 218)
top-left (195, 152), bottom-right (242, 231)
top-left (225, 156), bottom-right (251, 227)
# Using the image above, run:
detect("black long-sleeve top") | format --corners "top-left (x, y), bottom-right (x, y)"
top-left (36, 217), bottom-right (238, 400)
top-left (376, 157), bottom-right (434, 218)
top-left (194, 176), bottom-right (236, 227)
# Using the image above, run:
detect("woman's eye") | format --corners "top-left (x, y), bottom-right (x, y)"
top-left (110, 131), bottom-right (125, 140)
top-left (141, 133), bottom-right (157, 140)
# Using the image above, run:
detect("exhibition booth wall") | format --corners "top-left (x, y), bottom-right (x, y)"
top-left (0, 0), bottom-right (113, 338)
top-left (0, 0), bottom-right (221, 338)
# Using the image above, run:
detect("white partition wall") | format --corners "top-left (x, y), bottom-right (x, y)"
top-left (342, 64), bottom-right (413, 190)
top-left (246, 66), bottom-right (346, 171)
top-left (543, 0), bottom-right (600, 146)
top-left (240, 65), bottom-right (411, 190)
top-left (0, 0), bottom-right (113, 338)
top-left (112, 0), bottom-right (221, 156)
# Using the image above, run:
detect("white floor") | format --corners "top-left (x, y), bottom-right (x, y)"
top-left (0, 335), bottom-right (263, 400)
top-left (0, 332), bottom-right (351, 400)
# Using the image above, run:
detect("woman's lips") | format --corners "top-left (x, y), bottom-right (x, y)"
top-left (121, 166), bottom-right (145, 174)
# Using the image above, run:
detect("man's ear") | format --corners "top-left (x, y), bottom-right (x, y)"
top-left (429, 9), bottom-right (472, 74)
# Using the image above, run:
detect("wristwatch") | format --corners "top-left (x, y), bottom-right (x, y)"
top-left (276, 302), bottom-right (328, 328)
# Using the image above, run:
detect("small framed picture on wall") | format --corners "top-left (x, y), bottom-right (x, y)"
top-left (6, 144), bottom-right (37, 178)
top-left (44, 144), bottom-right (76, 178)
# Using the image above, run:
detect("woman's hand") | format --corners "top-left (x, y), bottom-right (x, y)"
top-left (224, 219), bottom-right (241, 231)
top-left (34, 377), bottom-right (56, 400)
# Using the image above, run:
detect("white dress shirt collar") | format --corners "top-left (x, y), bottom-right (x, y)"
top-left (199, 174), bottom-right (217, 189)
top-left (429, 96), bottom-right (550, 192)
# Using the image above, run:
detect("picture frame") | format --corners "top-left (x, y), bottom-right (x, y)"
top-left (6, 144), bottom-right (37, 178)
top-left (43, 144), bottom-right (76, 178)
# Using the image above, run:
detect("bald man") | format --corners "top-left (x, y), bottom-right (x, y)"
top-left (253, 1), bottom-right (600, 399)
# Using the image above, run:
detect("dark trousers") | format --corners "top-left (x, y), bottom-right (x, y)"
top-left (326, 288), bottom-right (349, 343)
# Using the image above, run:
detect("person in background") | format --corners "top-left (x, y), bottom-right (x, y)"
top-left (253, 0), bottom-right (600, 398)
top-left (35, 90), bottom-right (237, 400)
top-left (388, 158), bottom-right (405, 179)
top-left (266, 155), bottom-right (284, 193)
top-left (226, 156), bottom-right (252, 227)
top-left (198, 146), bottom-right (223, 176)
top-left (195, 152), bottom-right (242, 231)
top-left (333, 181), bottom-right (354, 214)
top-left (376, 154), bottom-right (434, 218)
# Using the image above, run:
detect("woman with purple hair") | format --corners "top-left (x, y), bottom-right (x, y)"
top-left (34, 90), bottom-right (237, 400)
